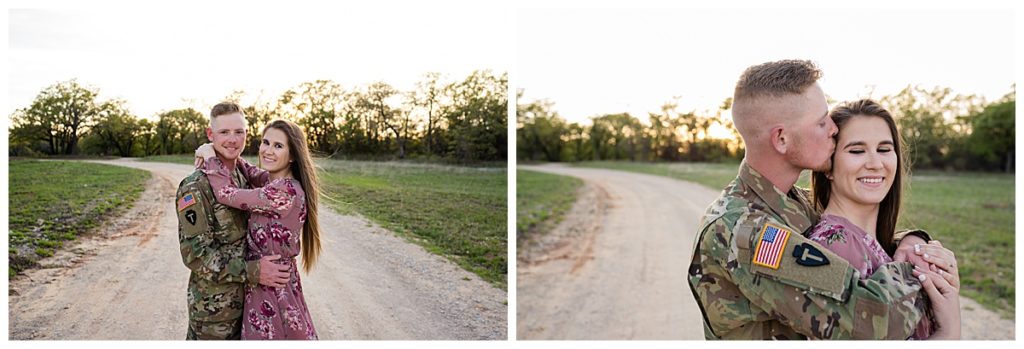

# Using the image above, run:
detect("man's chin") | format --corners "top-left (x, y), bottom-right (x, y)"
top-left (812, 162), bottom-right (831, 172)
top-left (214, 149), bottom-right (243, 160)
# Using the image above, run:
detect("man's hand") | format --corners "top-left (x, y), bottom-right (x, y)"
top-left (258, 254), bottom-right (290, 288)
top-left (893, 234), bottom-right (929, 269)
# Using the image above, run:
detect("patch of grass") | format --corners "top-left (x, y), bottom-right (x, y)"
top-left (576, 161), bottom-right (1014, 318)
top-left (899, 171), bottom-right (1015, 319)
top-left (145, 155), bottom-right (510, 289)
top-left (317, 160), bottom-right (508, 289)
top-left (516, 169), bottom-right (583, 245)
top-left (8, 160), bottom-right (150, 276)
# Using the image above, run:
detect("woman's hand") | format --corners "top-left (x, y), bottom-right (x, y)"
top-left (916, 240), bottom-right (960, 290)
top-left (914, 266), bottom-right (961, 340)
top-left (194, 143), bottom-right (215, 169)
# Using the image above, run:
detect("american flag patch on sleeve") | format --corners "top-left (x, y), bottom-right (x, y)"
top-left (752, 223), bottom-right (790, 270)
top-left (177, 193), bottom-right (196, 212)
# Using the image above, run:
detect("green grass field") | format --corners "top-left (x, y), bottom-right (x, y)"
top-left (516, 169), bottom-right (584, 246)
top-left (316, 159), bottom-right (507, 289)
top-left (575, 161), bottom-right (1014, 318)
top-left (143, 155), bottom-right (509, 289)
top-left (899, 171), bottom-right (1015, 318)
top-left (8, 160), bottom-right (151, 278)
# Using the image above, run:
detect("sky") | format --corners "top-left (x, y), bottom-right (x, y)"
top-left (517, 7), bottom-right (1015, 127)
top-left (7, 4), bottom-right (510, 120)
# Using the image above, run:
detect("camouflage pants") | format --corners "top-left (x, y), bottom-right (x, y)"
top-left (186, 319), bottom-right (242, 340)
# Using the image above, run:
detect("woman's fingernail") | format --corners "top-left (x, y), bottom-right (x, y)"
top-left (914, 244), bottom-right (921, 253)
top-left (918, 274), bottom-right (927, 281)
top-left (924, 253), bottom-right (929, 259)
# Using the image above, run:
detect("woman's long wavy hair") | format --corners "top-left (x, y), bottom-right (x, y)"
top-left (811, 99), bottom-right (908, 256)
top-left (262, 119), bottom-right (321, 273)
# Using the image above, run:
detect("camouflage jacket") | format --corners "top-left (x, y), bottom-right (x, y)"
top-left (177, 168), bottom-right (260, 326)
top-left (687, 160), bottom-right (927, 339)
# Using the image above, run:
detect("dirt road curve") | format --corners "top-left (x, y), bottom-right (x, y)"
top-left (518, 164), bottom-right (715, 340)
top-left (517, 164), bottom-right (1013, 340)
top-left (9, 158), bottom-right (506, 340)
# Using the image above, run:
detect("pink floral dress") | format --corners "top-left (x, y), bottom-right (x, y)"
top-left (808, 214), bottom-right (933, 340)
top-left (203, 157), bottom-right (318, 340)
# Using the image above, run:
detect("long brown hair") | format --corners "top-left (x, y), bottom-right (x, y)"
top-left (262, 119), bottom-right (322, 273)
top-left (811, 99), bottom-right (907, 255)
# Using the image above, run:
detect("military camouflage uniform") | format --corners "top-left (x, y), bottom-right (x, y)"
top-left (687, 161), bottom-right (929, 339)
top-left (177, 168), bottom-right (260, 340)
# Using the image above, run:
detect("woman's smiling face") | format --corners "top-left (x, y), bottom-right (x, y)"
top-left (830, 115), bottom-right (898, 207)
top-left (259, 127), bottom-right (291, 173)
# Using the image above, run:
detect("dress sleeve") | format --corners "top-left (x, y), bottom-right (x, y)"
top-left (236, 157), bottom-right (270, 188)
top-left (808, 224), bottom-right (873, 279)
top-left (203, 157), bottom-right (298, 218)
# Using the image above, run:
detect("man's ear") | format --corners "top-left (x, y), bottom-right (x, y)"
top-left (206, 127), bottom-right (214, 142)
top-left (769, 125), bottom-right (787, 154)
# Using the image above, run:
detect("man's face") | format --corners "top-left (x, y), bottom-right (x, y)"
top-left (786, 84), bottom-right (837, 172)
top-left (206, 112), bottom-right (247, 161)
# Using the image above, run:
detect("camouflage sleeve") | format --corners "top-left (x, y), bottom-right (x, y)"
top-left (893, 229), bottom-right (932, 244)
top-left (726, 218), bottom-right (925, 339)
top-left (177, 182), bottom-right (261, 285)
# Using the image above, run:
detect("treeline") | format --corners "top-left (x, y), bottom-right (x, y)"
top-left (517, 85), bottom-right (1015, 172)
top-left (517, 92), bottom-right (741, 163)
top-left (9, 70), bottom-right (508, 163)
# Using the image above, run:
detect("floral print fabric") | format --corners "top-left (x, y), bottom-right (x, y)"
top-left (808, 214), bottom-right (932, 339)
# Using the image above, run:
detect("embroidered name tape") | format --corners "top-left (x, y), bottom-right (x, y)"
top-left (178, 193), bottom-right (196, 212)
top-left (753, 223), bottom-right (791, 270)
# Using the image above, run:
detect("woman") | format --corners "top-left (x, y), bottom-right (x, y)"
top-left (196, 119), bottom-right (322, 340)
top-left (809, 99), bottom-right (961, 339)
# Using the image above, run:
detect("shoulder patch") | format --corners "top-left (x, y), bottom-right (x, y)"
top-left (178, 192), bottom-right (197, 212)
top-left (752, 223), bottom-right (790, 269)
top-left (746, 223), bottom-right (854, 301)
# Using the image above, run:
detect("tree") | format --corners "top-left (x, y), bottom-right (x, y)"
top-left (967, 98), bottom-right (1015, 172)
top-left (156, 108), bottom-right (207, 154)
top-left (90, 99), bottom-right (142, 157)
top-left (413, 72), bottom-right (448, 156)
top-left (880, 85), bottom-right (981, 169)
top-left (136, 119), bottom-right (161, 156)
top-left (516, 98), bottom-right (566, 161)
top-left (9, 79), bottom-right (102, 155)
top-left (278, 80), bottom-right (346, 156)
top-left (444, 70), bottom-right (508, 162)
top-left (360, 82), bottom-right (410, 159)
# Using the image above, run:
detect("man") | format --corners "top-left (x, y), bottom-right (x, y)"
top-left (177, 102), bottom-right (291, 340)
top-left (687, 60), bottom-right (931, 339)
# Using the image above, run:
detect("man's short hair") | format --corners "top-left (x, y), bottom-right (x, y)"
top-left (734, 59), bottom-right (822, 100)
top-left (731, 60), bottom-right (823, 143)
top-left (210, 102), bottom-right (244, 121)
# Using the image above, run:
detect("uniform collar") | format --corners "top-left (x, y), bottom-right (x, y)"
top-left (738, 159), bottom-right (817, 234)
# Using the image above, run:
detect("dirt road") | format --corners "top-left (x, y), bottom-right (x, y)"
top-left (9, 158), bottom-right (507, 340)
top-left (518, 164), bottom-right (714, 339)
top-left (516, 164), bottom-right (1013, 340)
